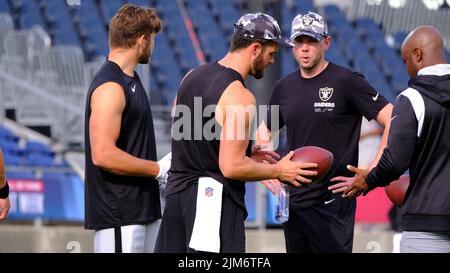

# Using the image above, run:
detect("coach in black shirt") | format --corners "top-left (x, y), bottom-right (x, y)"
top-left (261, 12), bottom-right (393, 253)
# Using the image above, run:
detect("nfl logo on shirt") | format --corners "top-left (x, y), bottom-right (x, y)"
top-left (205, 187), bottom-right (214, 197)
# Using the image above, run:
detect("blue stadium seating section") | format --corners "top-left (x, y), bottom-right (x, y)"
top-left (1, 125), bottom-right (83, 222)
top-left (2, 0), bottom-right (439, 107)
top-left (0, 127), bottom-right (68, 168)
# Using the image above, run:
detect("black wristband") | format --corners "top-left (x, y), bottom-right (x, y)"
top-left (0, 180), bottom-right (9, 199)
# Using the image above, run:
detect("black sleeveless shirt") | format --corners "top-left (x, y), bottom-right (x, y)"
top-left (84, 60), bottom-right (161, 230)
top-left (167, 62), bottom-right (251, 214)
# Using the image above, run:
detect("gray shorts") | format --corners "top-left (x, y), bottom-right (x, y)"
top-left (400, 231), bottom-right (450, 253)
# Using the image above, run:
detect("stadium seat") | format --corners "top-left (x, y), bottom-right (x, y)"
top-left (0, 1), bottom-right (10, 13)
top-left (24, 140), bottom-right (53, 154)
top-left (17, 0), bottom-right (46, 29)
top-left (128, 0), bottom-right (151, 6)
top-left (7, 171), bottom-right (35, 180)
top-left (0, 138), bottom-right (22, 154)
top-left (393, 32), bottom-right (408, 50)
top-left (27, 153), bottom-right (56, 167)
top-left (0, 126), bottom-right (19, 141)
top-left (293, 0), bottom-right (316, 14)
top-left (323, 4), bottom-right (344, 22)
top-left (99, 0), bottom-right (124, 25)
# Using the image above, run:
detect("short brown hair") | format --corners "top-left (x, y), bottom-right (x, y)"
top-left (229, 33), bottom-right (274, 52)
top-left (109, 4), bottom-right (162, 49)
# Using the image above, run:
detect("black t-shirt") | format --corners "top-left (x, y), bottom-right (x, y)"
top-left (167, 62), bottom-right (251, 214)
top-left (84, 60), bottom-right (161, 230)
top-left (268, 62), bottom-right (388, 208)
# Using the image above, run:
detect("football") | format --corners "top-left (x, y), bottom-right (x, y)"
top-left (291, 146), bottom-right (334, 183)
top-left (385, 175), bottom-right (410, 207)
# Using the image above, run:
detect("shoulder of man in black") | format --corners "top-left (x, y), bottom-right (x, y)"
top-left (88, 61), bottom-right (128, 98)
top-left (328, 62), bottom-right (365, 81)
top-left (271, 70), bottom-right (300, 93)
top-left (178, 63), bottom-right (212, 87)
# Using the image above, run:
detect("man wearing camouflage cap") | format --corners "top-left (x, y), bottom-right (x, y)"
top-left (155, 12), bottom-right (316, 253)
top-left (261, 11), bottom-right (393, 252)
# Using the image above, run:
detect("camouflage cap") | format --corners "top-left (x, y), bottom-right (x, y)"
top-left (291, 11), bottom-right (328, 42)
top-left (234, 12), bottom-right (292, 47)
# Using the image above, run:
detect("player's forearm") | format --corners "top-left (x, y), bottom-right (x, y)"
top-left (221, 156), bottom-right (278, 181)
top-left (92, 146), bottom-right (159, 177)
top-left (366, 149), bottom-right (406, 190)
top-left (0, 171), bottom-right (5, 188)
top-left (368, 124), bottom-right (390, 170)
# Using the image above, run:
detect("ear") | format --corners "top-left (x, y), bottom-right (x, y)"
top-left (323, 36), bottom-right (331, 50)
top-left (136, 34), bottom-right (147, 47)
top-left (251, 42), bottom-right (262, 56)
top-left (413, 48), bottom-right (423, 63)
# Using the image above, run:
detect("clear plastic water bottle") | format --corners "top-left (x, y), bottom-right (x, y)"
top-left (275, 183), bottom-right (289, 223)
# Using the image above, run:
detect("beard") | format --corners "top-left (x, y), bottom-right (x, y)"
top-left (138, 42), bottom-right (152, 64)
top-left (251, 53), bottom-right (266, 79)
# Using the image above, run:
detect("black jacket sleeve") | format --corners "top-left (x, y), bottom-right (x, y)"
top-left (365, 95), bottom-right (419, 191)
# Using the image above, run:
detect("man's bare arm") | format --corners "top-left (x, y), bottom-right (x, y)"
top-left (217, 82), bottom-right (316, 184)
top-left (89, 82), bottom-right (160, 177)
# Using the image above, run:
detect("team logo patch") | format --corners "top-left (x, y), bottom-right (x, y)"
top-left (319, 87), bottom-right (333, 102)
top-left (302, 15), bottom-right (314, 27)
top-left (205, 187), bottom-right (214, 197)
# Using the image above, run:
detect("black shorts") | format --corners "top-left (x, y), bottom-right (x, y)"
top-left (155, 183), bottom-right (246, 253)
top-left (283, 196), bottom-right (356, 253)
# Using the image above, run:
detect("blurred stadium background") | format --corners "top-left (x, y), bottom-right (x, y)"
top-left (0, 0), bottom-right (449, 252)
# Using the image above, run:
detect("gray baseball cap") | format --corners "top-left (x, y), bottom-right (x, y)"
top-left (234, 12), bottom-right (292, 47)
top-left (290, 12), bottom-right (328, 42)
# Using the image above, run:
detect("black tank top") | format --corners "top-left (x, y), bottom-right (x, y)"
top-left (167, 62), bottom-right (251, 213)
top-left (84, 60), bottom-right (161, 230)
